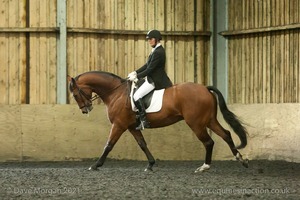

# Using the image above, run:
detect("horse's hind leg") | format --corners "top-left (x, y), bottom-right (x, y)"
top-left (208, 119), bottom-right (249, 168)
top-left (129, 129), bottom-right (155, 171)
top-left (190, 127), bottom-right (214, 173)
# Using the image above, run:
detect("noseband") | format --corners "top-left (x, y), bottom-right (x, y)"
top-left (77, 88), bottom-right (99, 109)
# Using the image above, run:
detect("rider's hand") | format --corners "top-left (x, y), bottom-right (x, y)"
top-left (127, 71), bottom-right (137, 78)
top-left (127, 71), bottom-right (138, 82)
top-left (128, 76), bottom-right (138, 82)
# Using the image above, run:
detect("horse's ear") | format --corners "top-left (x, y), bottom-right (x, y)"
top-left (67, 75), bottom-right (72, 82)
top-left (67, 75), bottom-right (77, 90)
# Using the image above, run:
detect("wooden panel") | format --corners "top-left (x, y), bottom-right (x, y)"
top-left (0, 0), bottom-right (210, 105)
top-left (0, 0), bottom-right (26, 104)
top-left (227, 0), bottom-right (300, 103)
top-left (29, 0), bottom-right (57, 104)
top-left (0, 105), bottom-right (22, 161)
top-left (1, 104), bottom-right (300, 162)
top-left (21, 105), bottom-right (110, 161)
top-left (66, 0), bottom-right (211, 105)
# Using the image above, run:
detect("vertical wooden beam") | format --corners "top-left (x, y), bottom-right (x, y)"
top-left (25, 0), bottom-right (30, 104)
top-left (57, 0), bottom-right (67, 104)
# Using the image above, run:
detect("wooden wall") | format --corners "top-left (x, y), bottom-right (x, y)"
top-left (1, 104), bottom-right (300, 162)
top-left (2, 0), bottom-right (299, 105)
top-left (222, 0), bottom-right (300, 103)
top-left (0, 0), bottom-right (57, 105)
top-left (29, 1), bottom-right (57, 104)
top-left (66, 0), bottom-right (211, 104)
top-left (0, 0), bottom-right (27, 104)
top-left (0, 0), bottom-right (211, 105)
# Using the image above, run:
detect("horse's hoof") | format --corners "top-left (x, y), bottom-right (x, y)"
top-left (194, 168), bottom-right (210, 173)
top-left (88, 165), bottom-right (98, 171)
top-left (195, 163), bottom-right (210, 173)
top-left (144, 167), bottom-right (153, 172)
top-left (242, 159), bottom-right (249, 168)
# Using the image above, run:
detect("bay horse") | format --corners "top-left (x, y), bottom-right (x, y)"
top-left (67, 71), bottom-right (249, 172)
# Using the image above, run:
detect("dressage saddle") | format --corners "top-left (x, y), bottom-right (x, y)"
top-left (132, 79), bottom-right (154, 109)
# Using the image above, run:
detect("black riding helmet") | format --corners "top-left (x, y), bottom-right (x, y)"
top-left (146, 30), bottom-right (162, 40)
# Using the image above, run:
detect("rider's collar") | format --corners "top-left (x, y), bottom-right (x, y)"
top-left (151, 43), bottom-right (161, 53)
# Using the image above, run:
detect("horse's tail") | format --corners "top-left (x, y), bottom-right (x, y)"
top-left (206, 86), bottom-right (248, 149)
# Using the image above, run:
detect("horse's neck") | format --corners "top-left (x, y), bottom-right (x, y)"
top-left (83, 74), bottom-right (114, 90)
top-left (92, 77), bottom-right (124, 100)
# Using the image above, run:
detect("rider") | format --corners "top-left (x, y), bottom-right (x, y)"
top-left (127, 29), bottom-right (173, 130)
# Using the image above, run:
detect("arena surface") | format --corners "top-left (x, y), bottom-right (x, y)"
top-left (0, 159), bottom-right (299, 200)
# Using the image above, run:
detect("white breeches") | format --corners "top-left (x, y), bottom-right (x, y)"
top-left (133, 78), bottom-right (155, 101)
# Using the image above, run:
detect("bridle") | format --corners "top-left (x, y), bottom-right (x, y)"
top-left (77, 87), bottom-right (99, 109)
top-left (73, 80), bottom-right (128, 109)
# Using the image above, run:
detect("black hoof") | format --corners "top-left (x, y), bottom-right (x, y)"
top-left (144, 164), bottom-right (154, 172)
top-left (88, 165), bottom-right (98, 171)
top-left (242, 159), bottom-right (249, 168)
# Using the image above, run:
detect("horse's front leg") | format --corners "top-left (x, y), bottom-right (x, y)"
top-left (129, 129), bottom-right (155, 171)
top-left (89, 124), bottom-right (125, 170)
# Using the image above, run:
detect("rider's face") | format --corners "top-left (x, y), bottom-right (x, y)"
top-left (148, 38), bottom-right (156, 47)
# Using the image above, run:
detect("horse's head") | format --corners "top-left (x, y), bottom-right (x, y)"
top-left (67, 75), bottom-right (94, 114)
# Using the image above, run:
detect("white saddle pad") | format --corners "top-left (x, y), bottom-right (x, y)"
top-left (130, 83), bottom-right (165, 113)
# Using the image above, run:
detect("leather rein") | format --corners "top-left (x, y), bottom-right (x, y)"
top-left (75, 80), bottom-right (128, 109)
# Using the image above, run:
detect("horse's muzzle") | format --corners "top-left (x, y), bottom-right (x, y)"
top-left (81, 105), bottom-right (93, 114)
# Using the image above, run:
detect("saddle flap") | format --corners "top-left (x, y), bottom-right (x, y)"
top-left (130, 81), bottom-right (165, 113)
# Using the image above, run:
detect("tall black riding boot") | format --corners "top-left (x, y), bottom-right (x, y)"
top-left (134, 98), bottom-right (150, 130)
